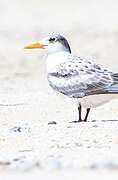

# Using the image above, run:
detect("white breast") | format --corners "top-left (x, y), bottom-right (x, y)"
top-left (46, 51), bottom-right (69, 73)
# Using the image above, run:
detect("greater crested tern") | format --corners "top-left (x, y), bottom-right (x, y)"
top-left (24, 34), bottom-right (118, 122)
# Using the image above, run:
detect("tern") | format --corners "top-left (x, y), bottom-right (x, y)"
top-left (24, 34), bottom-right (118, 122)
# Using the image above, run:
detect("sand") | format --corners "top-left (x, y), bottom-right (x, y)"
top-left (1, 0), bottom-right (118, 179)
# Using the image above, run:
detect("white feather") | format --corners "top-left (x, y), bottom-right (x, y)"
top-left (46, 51), bottom-right (69, 73)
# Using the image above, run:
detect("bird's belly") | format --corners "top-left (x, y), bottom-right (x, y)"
top-left (79, 94), bottom-right (118, 108)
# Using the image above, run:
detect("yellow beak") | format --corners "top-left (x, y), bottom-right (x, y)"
top-left (24, 43), bottom-right (46, 49)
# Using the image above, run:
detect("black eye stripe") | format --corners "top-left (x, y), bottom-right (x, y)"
top-left (49, 37), bottom-right (56, 42)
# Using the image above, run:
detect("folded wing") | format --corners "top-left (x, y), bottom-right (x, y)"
top-left (48, 55), bottom-right (116, 98)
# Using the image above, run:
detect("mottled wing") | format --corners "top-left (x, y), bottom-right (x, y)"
top-left (48, 55), bottom-right (114, 98)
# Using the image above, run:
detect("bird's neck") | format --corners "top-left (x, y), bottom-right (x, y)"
top-left (46, 51), bottom-right (70, 73)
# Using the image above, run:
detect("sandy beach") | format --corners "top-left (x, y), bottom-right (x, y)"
top-left (1, 0), bottom-right (118, 179)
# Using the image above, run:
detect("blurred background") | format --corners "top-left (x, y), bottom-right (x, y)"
top-left (1, 0), bottom-right (118, 78)
top-left (0, 0), bottom-right (118, 178)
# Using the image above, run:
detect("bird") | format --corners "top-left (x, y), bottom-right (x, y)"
top-left (24, 34), bottom-right (118, 122)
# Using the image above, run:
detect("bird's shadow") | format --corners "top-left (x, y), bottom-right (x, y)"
top-left (91, 119), bottom-right (118, 122)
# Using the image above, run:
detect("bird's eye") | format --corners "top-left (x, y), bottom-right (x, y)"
top-left (49, 37), bottom-right (56, 42)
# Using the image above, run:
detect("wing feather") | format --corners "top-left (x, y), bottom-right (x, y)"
top-left (48, 55), bottom-right (114, 98)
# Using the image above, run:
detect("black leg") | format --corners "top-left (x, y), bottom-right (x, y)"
top-left (70, 103), bottom-right (82, 123)
top-left (84, 108), bottom-right (90, 122)
top-left (78, 103), bottom-right (83, 122)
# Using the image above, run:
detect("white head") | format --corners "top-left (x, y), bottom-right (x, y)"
top-left (24, 34), bottom-right (71, 55)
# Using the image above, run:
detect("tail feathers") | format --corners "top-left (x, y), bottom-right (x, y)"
top-left (112, 73), bottom-right (118, 84)
top-left (104, 73), bottom-right (118, 93)
top-left (107, 83), bottom-right (118, 93)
